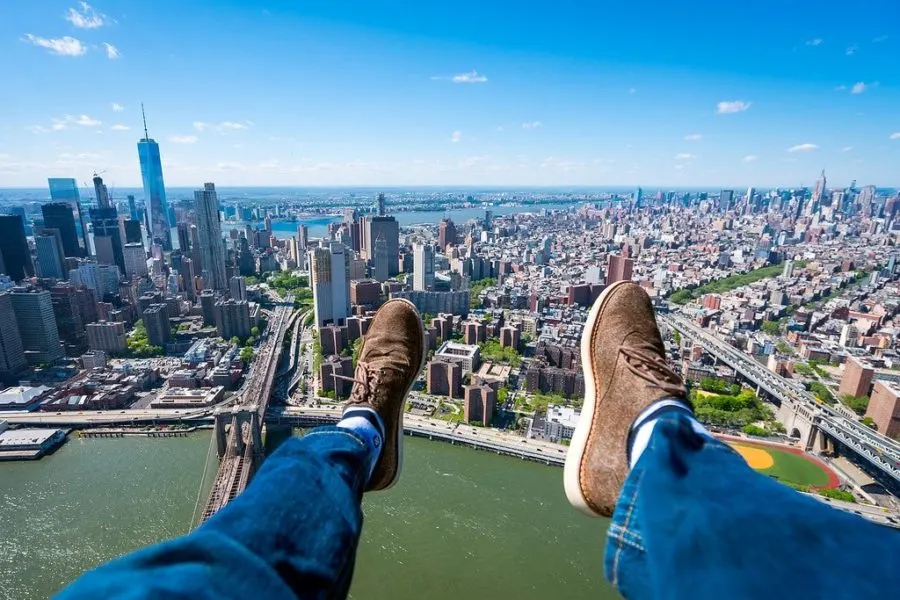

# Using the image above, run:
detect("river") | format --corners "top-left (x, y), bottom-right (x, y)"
top-left (0, 432), bottom-right (616, 600)
top-left (260, 202), bottom-right (583, 239)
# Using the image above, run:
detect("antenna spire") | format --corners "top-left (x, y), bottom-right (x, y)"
top-left (141, 102), bottom-right (149, 139)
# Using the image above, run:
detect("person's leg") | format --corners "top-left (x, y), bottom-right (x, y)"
top-left (57, 299), bottom-right (425, 600)
top-left (55, 423), bottom-right (374, 600)
top-left (564, 282), bottom-right (900, 599)
top-left (606, 410), bottom-right (900, 599)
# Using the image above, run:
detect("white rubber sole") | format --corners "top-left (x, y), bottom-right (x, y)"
top-left (377, 298), bottom-right (427, 492)
top-left (563, 280), bottom-right (631, 517)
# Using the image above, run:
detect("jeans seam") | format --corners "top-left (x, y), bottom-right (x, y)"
top-left (304, 430), bottom-right (367, 449)
top-left (610, 469), bottom-right (644, 587)
top-left (607, 524), bottom-right (646, 552)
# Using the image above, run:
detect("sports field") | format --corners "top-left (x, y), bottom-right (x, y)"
top-left (727, 440), bottom-right (840, 488)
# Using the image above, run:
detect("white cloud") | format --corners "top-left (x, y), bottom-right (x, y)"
top-left (169, 135), bottom-right (199, 144)
top-left (193, 120), bottom-right (252, 133)
top-left (451, 70), bottom-right (488, 84)
top-left (840, 146), bottom-right (853, 152)
top-left (628, 87), bottom-right (636, 94)
top-left (450, 130), bottom-right (462, 143)
top-left (51, 119), bottom-right (67, 131)
top-left (110, 124), bottom-right (130, 131)
top-left (674, 164), bottom-right (685, 171)
top-left (65, 2), bottom-right (108, 29)
top-left (28, 125), bottom-right (51, 134)
top-left (73, 114), bottom-right (101, 126)
top-left (103, 43), bottom-right (120, 60)
top-left (787, 143), bottom-right (819, 152)
top-left (22, 34), bottom-right (87, 56)
top-left (873, 35), bottom-right (888, 43)
top-left (846, 45), bottom-right (857, 55)
top-left (806, 38), bottom-right (824, 46)
top-left (890, 133), bottom-right (900, 140)
top-left (742, 155), bottom-right (758, 163)
top-left (494, 126), bottom-right (504, 132)
top-left (684, 133), bottom-right (702, 141)
top-left (834, 85), bottom-right (848, 91)
top-left (111, 102), bottom-right (124, 112)
top-left (522, 121), bottom-right (543, 129)
top-left (716, 100), bottom-right (751, 114)
top-left (674, 153), bottom-right (696, 160)
top-left (851, 82), bottom-right (868, 94)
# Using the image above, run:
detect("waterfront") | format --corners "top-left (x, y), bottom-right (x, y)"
top-left (1, 432), bottom-right (614, 600)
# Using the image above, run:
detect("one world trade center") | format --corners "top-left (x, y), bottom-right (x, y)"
top-left (137, 105), bottom-right (172, 250)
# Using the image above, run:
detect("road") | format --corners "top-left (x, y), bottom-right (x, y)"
top-left (661, 312), bottom-right (900, 485)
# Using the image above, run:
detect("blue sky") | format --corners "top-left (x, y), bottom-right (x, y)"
top-left (1, 0), bottom-right (899, 188)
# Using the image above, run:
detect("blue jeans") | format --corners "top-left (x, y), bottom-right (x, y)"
top-left (57, 427), bottom-right (369, 600)
top-left (58, 418), bottom-right (900, 599)
top-left (608, 412), bottom-right (900, 598)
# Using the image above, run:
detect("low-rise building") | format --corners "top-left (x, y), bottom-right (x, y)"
top-left (150, 386), bottom-right (224, 409)
top-left (543, 404), bottom-right (580, 443)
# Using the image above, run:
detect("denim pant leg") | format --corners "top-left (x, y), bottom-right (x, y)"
top-left (201, 426), bottom-right (370, 598)
top-left (58, 427), bottom-right (370, 600)
top-left (605, 412), bottom-right (900, 600)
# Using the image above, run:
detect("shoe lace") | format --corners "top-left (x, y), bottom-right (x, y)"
top-left (333, 361), bottom-right (405, 404)
top-left (618, 344), bottom-right (686, 398)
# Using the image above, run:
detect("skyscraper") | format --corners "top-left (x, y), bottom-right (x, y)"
top-left (123, 219), bottom-right (143, 245)
top-left (0, 216), bottom-right (34, 281)
top-left (438, 218), bottom-right (457, 251)
top-left (413, 243), bottom-right (435, 291)
top-left (310, 242), bottom-right (351, 327)
top-left (35, 233), bottom-right (65, 279)
top-left (297, 224), bottom-right (308, 249)
top-left (719, 189), bottom-right (735, 212)
top-left (229, 275), bottom-right (247, 302)
top-left (137, 105), bottom-right (172, 250)
top-left (127, 194), bottom-right (138, 220)
top-left (194, 182), bottom-right (228, 291)
top-left (93, 173), bottom-right (111, 209)
top-left (373, 234), bottom-right (390, 282)
top-left (10, 287), bottom-right (63, 365)
top-left (812, 169), bottom-right (827, 204)
top-left (123, 243), bottom-right (149, 279)
top-left (42, 202), bottom-right (82, 258)
top-left (50, 282), bottom-right (87, 355)
top-left (364, 216), bottom-right (399, 275)
top-left (48, 178), bottom-right (88, 255)
top-left (89, 175), bottom-right (125, 274)
top-left (376, 192), bottom-right (386, 217)
top-left (0, 292), bottom-right (26, 380)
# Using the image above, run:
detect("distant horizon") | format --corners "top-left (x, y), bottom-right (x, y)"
top-left (0, 183), bottom-right (897, 196)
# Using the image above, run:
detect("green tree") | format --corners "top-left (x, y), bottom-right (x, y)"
top-left (809, 381), bottom-right (835, 405)
top-left (672, 331), bottom-right (681, 346)
top-left (240, 346), bottom-right (255, 363)
top-left (741, 424), bottom-right (769, 437)
top-left (250, 325), bottom-right (260, 337)
top-left (497, 386), bottom-right (509, 405)
top-left (761, 321), bottom-right (780, 335)
top-left (775, 341), bottom-right (796, 355)
top-left (230, 336), bottom-right (241, 346)
top-left (861, 416), bottom-right (878, 430)
top-left (840, 394), bottom-right (870, 415)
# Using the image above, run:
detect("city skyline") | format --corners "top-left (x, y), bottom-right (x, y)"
top-left (1, 1), bottom-right (899, 188)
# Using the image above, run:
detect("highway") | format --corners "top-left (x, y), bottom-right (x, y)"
top-left (660, 312), bottom-right (900, 485)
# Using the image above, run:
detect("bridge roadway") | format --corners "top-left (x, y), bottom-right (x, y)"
top-left (198, 298), bottom-right (295, 523)
top-left (660, 313), bottom-right (900, 485)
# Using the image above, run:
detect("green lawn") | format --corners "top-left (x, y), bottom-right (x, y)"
top-left (758, 447), bottom-right (832, 487)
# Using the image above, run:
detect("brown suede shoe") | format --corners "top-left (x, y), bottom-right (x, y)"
top-left (564, 281), bottom-right (687, 517)
top-left (343, 298), bottom-right (425, 492)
